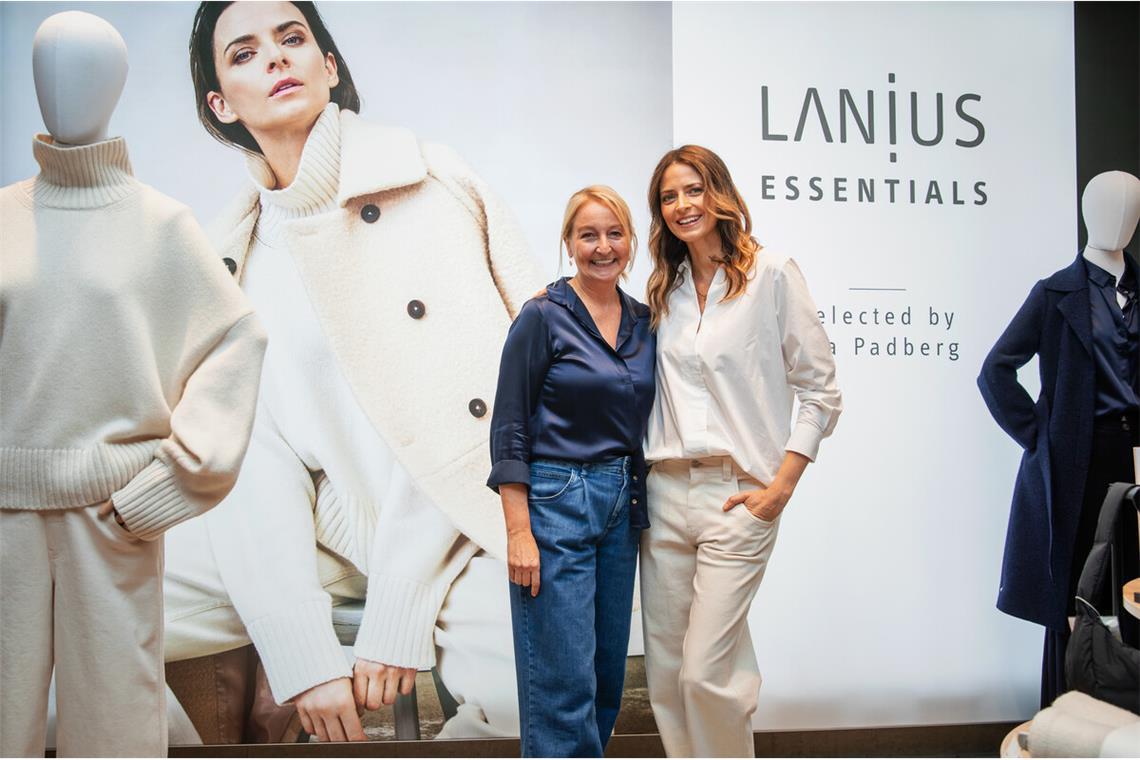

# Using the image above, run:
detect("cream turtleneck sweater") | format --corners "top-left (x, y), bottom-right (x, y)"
top-left (197, 106), bottom-right (476, 703)
top-left (0, 135), bottom-right (267, 539)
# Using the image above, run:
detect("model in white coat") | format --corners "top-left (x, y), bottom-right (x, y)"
top-left (162, 0), bottom-right (540, 743)
top-left (0, 11), bottom-right (266, 757)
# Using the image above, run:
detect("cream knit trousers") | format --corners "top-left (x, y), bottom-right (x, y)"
top-left (0, 506), bottom-right (166, 757)
top-left (640, 458), bottom-right (780, 758)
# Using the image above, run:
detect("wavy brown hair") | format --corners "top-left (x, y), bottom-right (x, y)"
top-left (645, 145), bottom-right (760, 328)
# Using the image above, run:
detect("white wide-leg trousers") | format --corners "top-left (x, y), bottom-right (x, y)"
top-left (0, 506), bottom-right (167, 758)
top-left (640, 458), bottom-right (780, 758)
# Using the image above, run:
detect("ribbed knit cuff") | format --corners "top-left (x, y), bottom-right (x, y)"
top-left (353, 575), bottom-right (444, 670)
top-left (785, 421), bottom-right (823, 462)
top-left (245, 596), bottom-right (351, 704)
top-left (111, 459), bottom-right (197, 540)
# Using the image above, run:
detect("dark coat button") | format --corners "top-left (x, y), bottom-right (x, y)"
top-left (360, 204), bottom-right (380, 223)
top-left (223, 257), bottom-right (237, 275)
top-left (469, 398), bottom-right (487, 418)
top-left (407, 300), bottom-right (426, 319)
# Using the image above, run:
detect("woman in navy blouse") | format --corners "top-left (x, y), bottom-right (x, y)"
top-left (487, 185), bottom-right (656, 757)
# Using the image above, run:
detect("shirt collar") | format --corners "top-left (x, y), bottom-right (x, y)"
top-left (545, 277), bottom-right (646, 349)
top-left (1085, 258), bottom-right (1116, 288)
top-left (1085, 255), bottom-right (1138, 290)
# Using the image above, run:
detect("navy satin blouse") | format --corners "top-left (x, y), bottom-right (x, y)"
top-left (1085, 257), bottom-right (1140, 422)
top-left (487, 278), bottom-right (656, 528)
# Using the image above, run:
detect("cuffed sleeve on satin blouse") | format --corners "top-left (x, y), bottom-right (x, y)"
top-left (488, 300), bottom-right (552, 491)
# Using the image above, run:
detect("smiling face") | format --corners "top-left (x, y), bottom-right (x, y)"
top-left (566, 200), bottom-right (632, 290)
top-left (206, 1), bottom-right (338, 141)
top-left (658, 161), bottom-right (718, 249)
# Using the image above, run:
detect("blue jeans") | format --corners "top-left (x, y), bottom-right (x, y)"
top-left (509, 457), bottom-right (640, 758)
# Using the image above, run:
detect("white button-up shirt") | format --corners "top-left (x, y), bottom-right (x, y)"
top-left (645, 250), bottom-right (842, 484)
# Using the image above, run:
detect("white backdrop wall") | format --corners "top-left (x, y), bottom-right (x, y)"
top-left (671, 1), bottom-right (1076, 729)
top-left (1, 0), bottom-right (1079, 732)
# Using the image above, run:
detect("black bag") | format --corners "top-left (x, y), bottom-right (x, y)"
top-left (1064, 482), bottom-right (1140, 713)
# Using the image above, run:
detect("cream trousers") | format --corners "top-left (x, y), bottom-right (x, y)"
top-left (640, 458), bottom-right (780, 758)
top-left (0, 507), bottom-right (167, 757)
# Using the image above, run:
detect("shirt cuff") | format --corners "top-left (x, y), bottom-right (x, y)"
top-left (111, 459), bottom-right (197, 541)
top-left (486, 459), bottom-right (531, 493)
top-left (353, 574), bottom-right (446, 670)
top-left (245, 596), bottom-right (351, 704)
top-left (785, 421), bottom-right (823, 462)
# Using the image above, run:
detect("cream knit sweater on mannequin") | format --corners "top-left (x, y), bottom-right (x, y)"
top-left (0, 135), bottom-right (266, 538)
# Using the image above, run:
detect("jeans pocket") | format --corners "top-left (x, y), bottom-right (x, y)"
top-left (530, 465), bottom-right (577, 501)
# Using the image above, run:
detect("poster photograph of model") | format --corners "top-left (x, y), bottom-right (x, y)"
top-left (2, 0), bottom-right (1138, 758)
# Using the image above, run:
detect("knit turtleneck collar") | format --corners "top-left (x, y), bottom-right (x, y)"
top-left (249, 103), bottom-right (341, 243)
top-left (29, 134), bottom-right (137, 209)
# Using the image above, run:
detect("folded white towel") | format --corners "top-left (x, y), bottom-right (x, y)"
top-left (1052, 691), bottom-right (1138, 729)
top-left (1028, 692), bottom-right (1140, 757)
top-left (1029, 707), bottom-right (1117, 757)
top-left (1099, 721), bottom-right (1140, 758)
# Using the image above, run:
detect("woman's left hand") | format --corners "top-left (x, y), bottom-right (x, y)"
top-left (352, 657), bottom-right (417, 710)
top-left (722, 482), bottom-right (792, 523)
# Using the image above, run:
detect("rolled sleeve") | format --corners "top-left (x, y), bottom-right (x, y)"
top-left (487, 299), bottom-right (552, 492)
top-left (777, 259), bottom-right (842, 460)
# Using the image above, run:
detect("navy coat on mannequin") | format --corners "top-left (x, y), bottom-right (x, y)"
top-left (978, 253), bottom-right (1104, 631)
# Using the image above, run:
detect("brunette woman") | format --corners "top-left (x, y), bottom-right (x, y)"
top-left (640, 146), bottom-right (842, 757)
top-left (162, 0), bottom-right (539, 743)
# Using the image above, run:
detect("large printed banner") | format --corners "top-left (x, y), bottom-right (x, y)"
top-left (1, 0), bottom-right (1077, 741)
top-left (671, 1), bottom-right (1076, 729)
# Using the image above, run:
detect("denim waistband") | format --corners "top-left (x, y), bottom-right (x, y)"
top-left (530, 456), bottom-right (630, 476)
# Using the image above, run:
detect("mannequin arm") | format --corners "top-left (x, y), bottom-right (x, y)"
top-left (978, 281), bottom-right (1045, 450)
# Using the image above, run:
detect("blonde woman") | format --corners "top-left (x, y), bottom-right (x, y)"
top-left (488, 186), bottom-right (655, 757)
top-left (640, 146), bottom-right (842, 757)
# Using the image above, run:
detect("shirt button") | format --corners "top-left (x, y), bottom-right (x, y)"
top-left (632, 498), bottom-right (639, 505)
top-left (360, 204), bottom-right (381, 223)
top-left (223, 257), bottom-right (237, 275)
top-left (632, 475), bottom-right (639, 481)
top-left (407, 300), bottom-right (426, 319)
top-left (468, 398), bottom-right (487, 418)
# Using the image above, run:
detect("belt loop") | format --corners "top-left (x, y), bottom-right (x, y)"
top-left (722, 458), bottom-right (732, 482)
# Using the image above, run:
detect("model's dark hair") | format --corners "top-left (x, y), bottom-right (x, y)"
top-left (189, 1), bottom-right (360, 154)
top-left (646, 145), bottom-right (760, 328)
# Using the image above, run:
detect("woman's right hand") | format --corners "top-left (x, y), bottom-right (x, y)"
top-left (508, 528), bottom-right (541, 597)
top-left (295, 677), bottom-right (367, 742)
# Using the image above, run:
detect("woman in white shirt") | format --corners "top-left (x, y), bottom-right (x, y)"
top-left (640, 145), bottom-right (842, 758)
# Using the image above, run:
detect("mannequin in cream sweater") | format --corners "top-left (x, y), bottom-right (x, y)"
top-left (0, 11), bottom-right (266, 757)
top-left (162, 0), bottom-right (541, 742)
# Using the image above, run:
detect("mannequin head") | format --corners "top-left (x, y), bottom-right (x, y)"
top-left (1082, 171), bottom-right (1140, 254)
top-left (32, 12), bottom-right (128, 146)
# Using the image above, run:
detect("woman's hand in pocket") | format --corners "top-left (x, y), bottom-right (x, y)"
top-left (96, 498), bottom-right (128, 530)
top-left (723, 483), bottom-right (789, 523)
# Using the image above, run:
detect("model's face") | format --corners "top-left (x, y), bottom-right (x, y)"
top-left (207, 1), bottom-right (338, 139)
top-left (567, 201), bottom-right (631, 289)
top-left (659, 162), bottom-right (717, 247)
